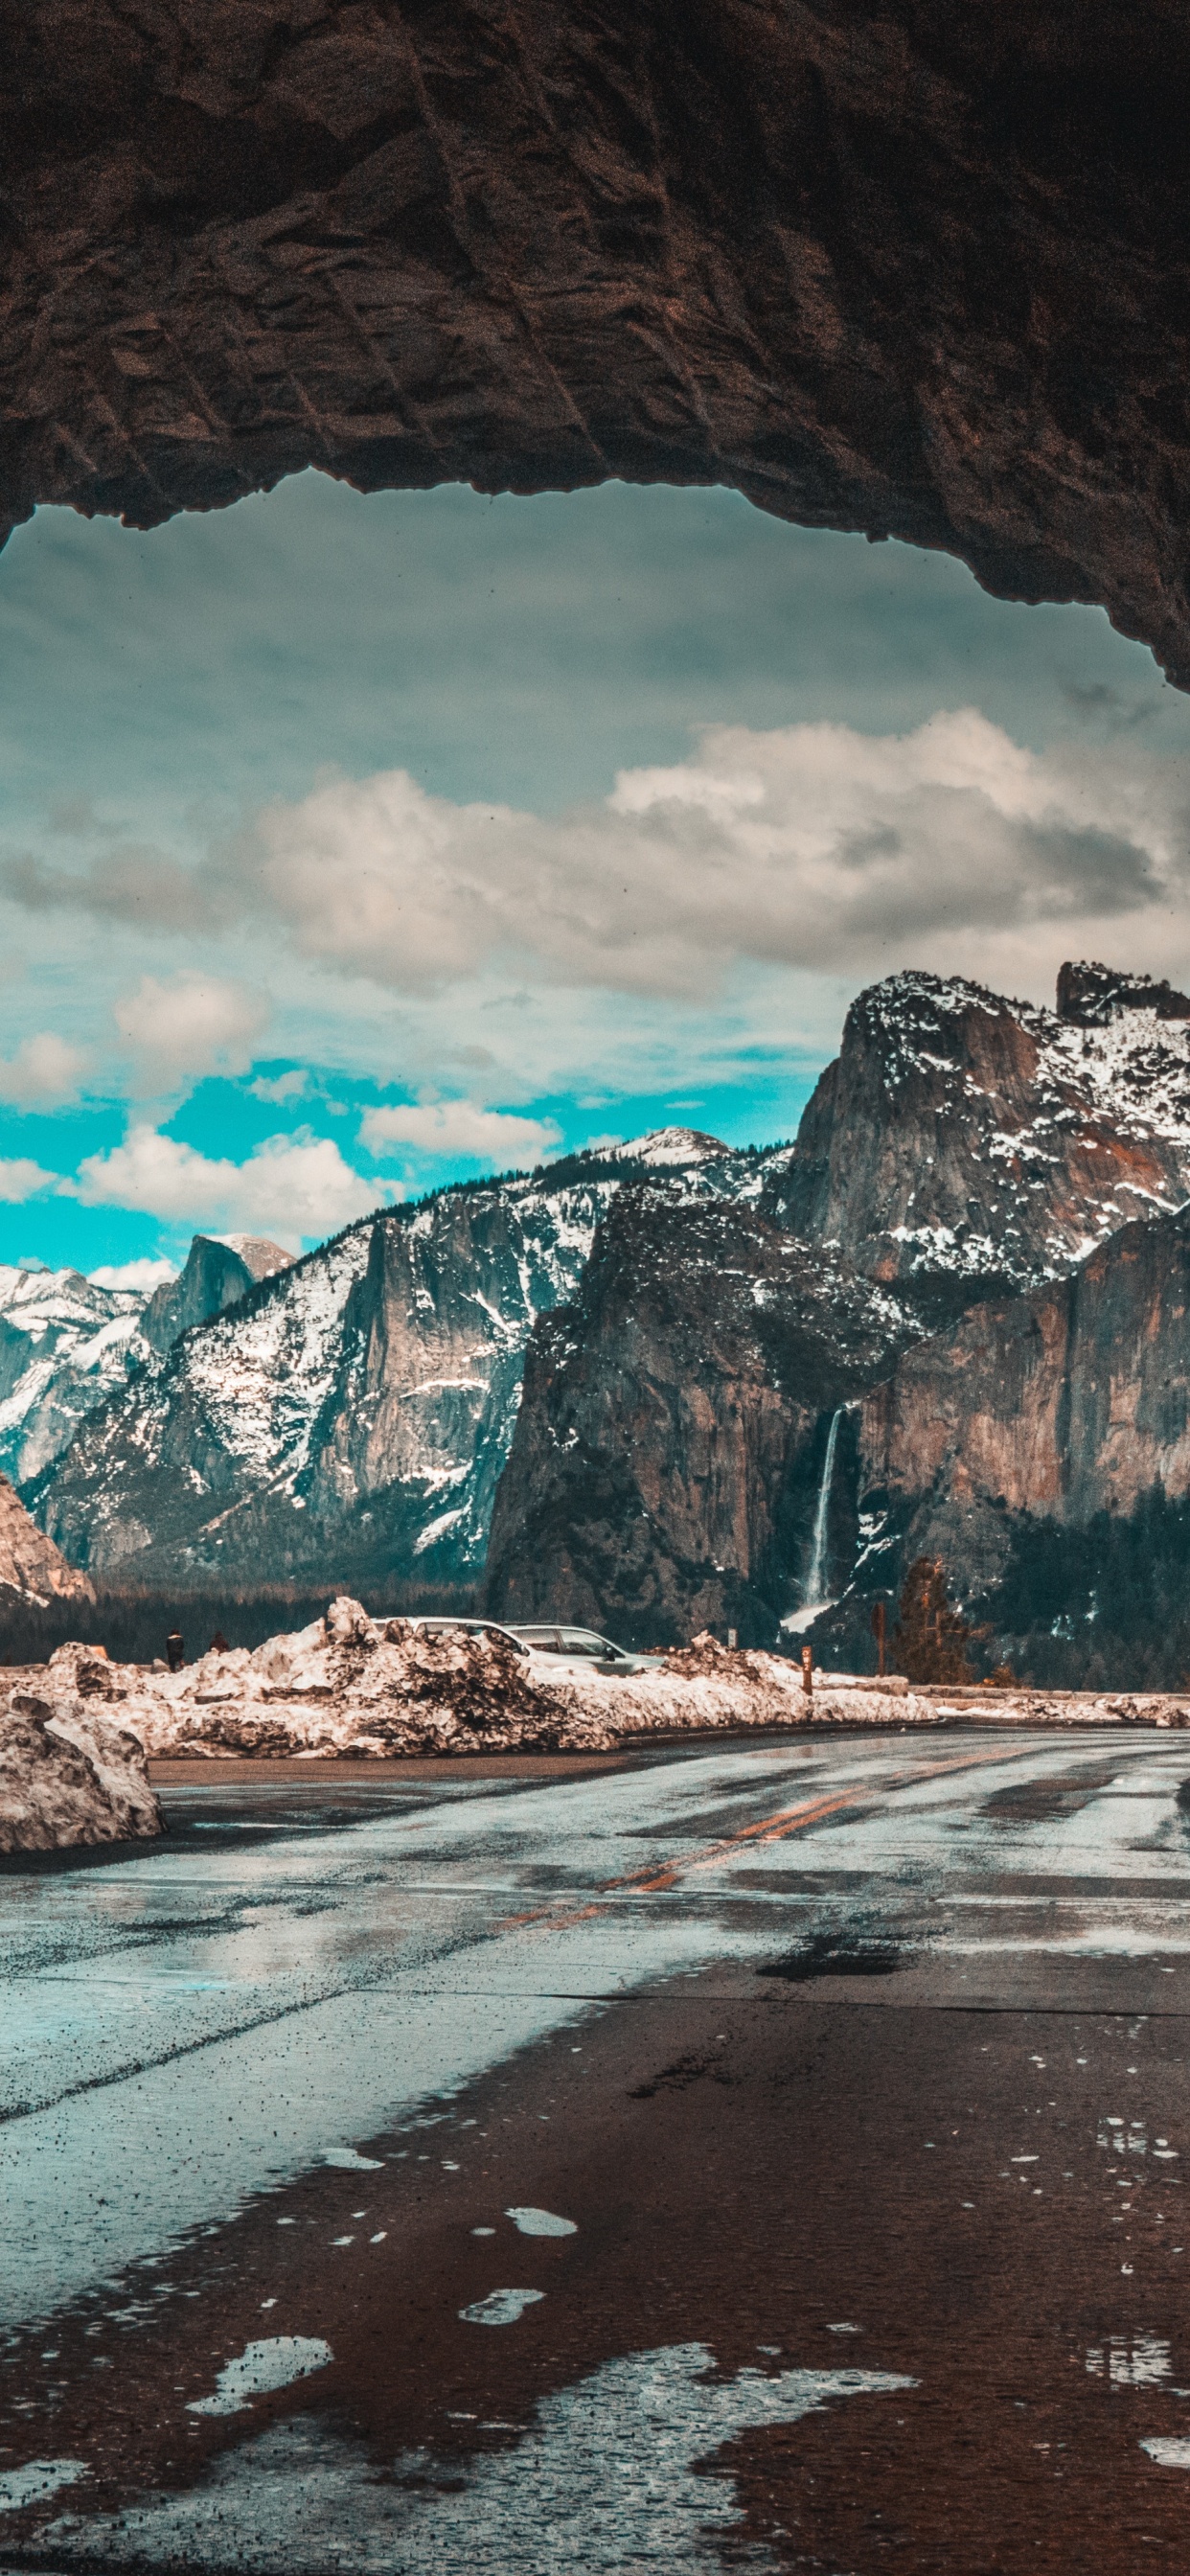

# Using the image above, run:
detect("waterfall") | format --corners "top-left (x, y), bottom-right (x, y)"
top-left (804, 1407), bottom-right (842, 1607)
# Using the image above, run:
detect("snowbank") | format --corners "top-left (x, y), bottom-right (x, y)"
top-left (7, 1609), bottom-right (1187, 1771)
top-left (1, 1608), bottom-right (933, 1760)
top-left (0, 1687), bottom-right (163, 1852)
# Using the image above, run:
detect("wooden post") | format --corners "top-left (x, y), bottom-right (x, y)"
top-left (801, 1644), bottom-right (813, 1697)
top-left (870, 1598), bottom-right (886, 1679)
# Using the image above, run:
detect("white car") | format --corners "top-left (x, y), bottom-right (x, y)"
top-left (504, 1623), bottom-right (665, 1677)
top-left (404, 1616), bottom-right (662, 1678)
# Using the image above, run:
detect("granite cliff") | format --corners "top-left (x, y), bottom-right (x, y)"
top-left (485, 1192), bottom-right (919, 1644)
top-left (490, 963), bottom-right (1190, 1654)
top-left (771, 962), bottom-right (1190, 1320)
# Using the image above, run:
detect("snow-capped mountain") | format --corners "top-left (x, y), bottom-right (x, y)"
top-left (31, 1133), bottom-right (763, 1591)
top-left (488, 962), bottom-right (1190, 1652)
top-left (33, 964), bottom-right (1190, 1643)
top-left (0, 1266), bottom-right (153, 1486)
top-left (776, 959), bottom-right (1190, 1316)
top-left (0, 1235), bottom-right (293, 1490)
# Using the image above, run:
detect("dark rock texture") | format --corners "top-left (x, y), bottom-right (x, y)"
top-left (140, 1233), bottom-right (291, 1356)
top-left (3, 5), bottom-right (1190, 677)
top-left (485, 1191), bottom-right (919, 1644)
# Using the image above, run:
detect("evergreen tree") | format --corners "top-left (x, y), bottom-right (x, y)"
top-left (893, 1556), bottom-right (986, 1684)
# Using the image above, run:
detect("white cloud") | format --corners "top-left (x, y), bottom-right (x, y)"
top-left (359, 1100), bottom-right (562, 1164)
top-left (0, 1032), bottom-right (87, 1103)
top-left (73, 1128), bottom-right (394, 1249)
top-left (88, 1256), bottom-right (178, 1293)
top-left (250, 1069), bottom-right (309, 1104)
top-left (0, 1157), bottom-right (57, 1203)
top-left (115, 973), bottom-right (270, 1095)
top-left (231, 711), bottom-right (1190, 1005)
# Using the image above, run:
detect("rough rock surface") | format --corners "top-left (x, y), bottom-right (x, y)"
top-left (140, 1233), bottom-right (291, 1357)
top-left (0, 1690), bottom-right (162, 1851)
top-left (2, 5), bottom-right (1189, 682)
top-left (485, 1192), bottom-right (920, 1644)
top-left (776, 966), bottom-right (1190, 1319)
top-left (31, 1133), bottom-right (758, 1591)
top-left (0, 1473), bottom-right (93, 1604)
top-left (857, 1203), bottom-right (1190, 1598)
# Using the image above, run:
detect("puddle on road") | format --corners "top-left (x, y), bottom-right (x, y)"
top-left (757, 1930), bottom-right (904, 1982)
top-left (36, 2342), bottom-right (914, 2570)
top-left (1086, 2334), bottom-right (1172, 2387)
top-left (186, 2337), bottom-right (332, 2416)
top-left (459, 2289), bottom-right (546, 2326)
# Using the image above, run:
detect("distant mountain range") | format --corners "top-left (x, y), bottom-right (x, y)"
top-left (28, 1132), bottom-right (763, 1594)
top-left (22, 963), bottom-right (1190, 1686)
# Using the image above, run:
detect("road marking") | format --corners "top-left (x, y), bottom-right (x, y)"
top-left (501, 1741), bottom-right (1068, 1926)
top-left (609, 1743), bottom-right (1056, 1894)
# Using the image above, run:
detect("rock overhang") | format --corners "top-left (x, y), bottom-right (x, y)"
top-left (1, 0), bottom-right (1188, 679)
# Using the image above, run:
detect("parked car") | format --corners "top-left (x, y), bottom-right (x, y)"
top-left (404, 1616), bottom-right (664, 1677)
top-left (404, 1617), bottom-right (531, 1656)
top-left (503, 1624), bottom-right (665, 1677)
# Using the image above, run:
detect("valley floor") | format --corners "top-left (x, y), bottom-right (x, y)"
top-left (3, 1731), bottom-right (1190, 2569)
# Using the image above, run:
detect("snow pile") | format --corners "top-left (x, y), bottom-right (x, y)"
top-left (13, 1608), bottom-right (1188, 1768)
top-left (0, 1607), bottom-right (933, 1760)
top-left (0, 1685), bottom-right (162, 1852)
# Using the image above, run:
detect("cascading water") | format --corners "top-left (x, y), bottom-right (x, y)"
top-left (804, 1406), bottom-right (842, 1608)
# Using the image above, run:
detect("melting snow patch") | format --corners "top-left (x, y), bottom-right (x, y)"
top-left (186, 2337), bottom-right (332, 2416)
top-left (322, 2150), bottom-right (383, 2171)
top-left (0, 2459), bottom-right (88, 2512)
top-left (505, 2208), bottom-right (578, 2238)
top-left (1142, 2436), bottom-right (1190, 2467)
top-left (38, 2341), bottom-right (915, 2569)
top-left (459, 2288), bottom-right (545, 2326)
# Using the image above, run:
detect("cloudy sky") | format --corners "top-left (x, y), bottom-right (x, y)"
top-left (2, 469), bottom-right (1189, 1279)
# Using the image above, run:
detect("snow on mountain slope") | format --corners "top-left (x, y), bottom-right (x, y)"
top-left (779, 962), bottom-right (1190, 1310)
top-left (0, 1267), bottom-right (152, 1485)
top-left (32, 1134), bottom-right (763, 1591)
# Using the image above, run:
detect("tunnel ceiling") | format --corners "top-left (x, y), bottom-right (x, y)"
top-left (4, 1), bottom-right (1190, 679)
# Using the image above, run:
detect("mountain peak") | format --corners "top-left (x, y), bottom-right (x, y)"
top-left (1056, 959), bottom-right (1190, 1026)
top-left (612, 1126), bottom-right (730, 1167)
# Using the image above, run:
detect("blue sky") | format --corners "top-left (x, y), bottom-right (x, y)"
top-left (2, 471), bottom-right (1188, 1278)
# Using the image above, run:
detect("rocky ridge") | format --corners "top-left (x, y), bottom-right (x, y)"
top-left (854, 1202), bottom-right (1190, 1601)
top-left (0, 1235), bottom-right (294, 1491)
top-left (0, 1474), bottom-right (93, 1605)
top-left (774, 963), bottom-right (1190, 1317)
top-left (140, 1233), bottom-right (291, 1357)
top-left (31, 1134), bottom-right (763, 1593)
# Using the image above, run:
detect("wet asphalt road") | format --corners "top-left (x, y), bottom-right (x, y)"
top-left (5, 1727), bottom-right (1190, 2569)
